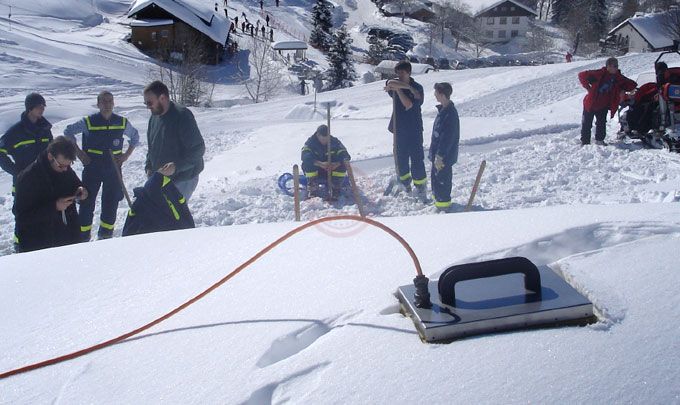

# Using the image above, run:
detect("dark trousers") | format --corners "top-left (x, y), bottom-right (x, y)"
top-left (396, 134), bottom-right (426, 187)
top-left (78, 159), bottom-right (123, 239)
top-left (581, 108), bottom-right (608, 144)
top-left (431, 164), bottom-right (453, 207)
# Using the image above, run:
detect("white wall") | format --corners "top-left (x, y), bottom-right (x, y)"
top-left (613, 24), bottom-right (651, 53)
top-left (476, 15), bottom-right (531, 42)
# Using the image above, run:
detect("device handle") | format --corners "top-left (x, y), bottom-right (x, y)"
top-left (437, 257), bottom-right (541, 306)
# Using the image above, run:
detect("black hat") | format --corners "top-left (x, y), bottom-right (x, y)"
top-left (316, 124), bottom-right (329, 136)
top-left (25, 93), bottom-right (46, 112)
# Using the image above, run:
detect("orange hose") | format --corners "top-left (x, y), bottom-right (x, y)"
top-left (0, 215), bottom-right (422, 380)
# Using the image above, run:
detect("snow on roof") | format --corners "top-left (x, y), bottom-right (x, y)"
top-left (129, 19), bottom-right (174, 27)
top-left (128, 0), bottom-right (229, 45)
top-left (609, 12), bottom-right (675, 50)
top-left (473, 0), bottom-right (537, 17)
top-left (271, 41), bottom-right (308, 50)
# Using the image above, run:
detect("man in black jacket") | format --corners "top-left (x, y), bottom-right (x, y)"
top-left (143, 81), bottom-right (205, 202)
top-left (13, 136), bottom-right (89, 252)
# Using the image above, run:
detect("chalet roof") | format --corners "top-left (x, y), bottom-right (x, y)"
top-left (271, 41), bottom-right (308, 50)
top-left (474, 0), bottom-right (537, 17)
top-left (128, 0), bottom-right (229, 45)
top-left (609, 12), bottom-right (675, 50)
top-left (129, 19), bottom-right (174, 27)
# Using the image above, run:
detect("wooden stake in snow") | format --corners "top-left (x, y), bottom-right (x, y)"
top-left (346, 162), bottom-right (365, 217)
top-left (465, 160), bottom-right (486, 212)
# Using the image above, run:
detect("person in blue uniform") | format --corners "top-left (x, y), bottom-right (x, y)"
top-left (64, 91), bottom-right (139, 241)
top-left (384, 60), bottom-right (426, 196)
top-left (0, 93), bottom-right (54, 249)
top-left (428, 82), bottom-right (460, 212)
top-left (301, 124), bottom-right (351, 199)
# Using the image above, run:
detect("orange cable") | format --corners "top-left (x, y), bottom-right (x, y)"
top-left (0, 215), bottom-right (422, 379)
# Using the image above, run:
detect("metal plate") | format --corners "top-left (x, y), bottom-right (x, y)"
top-left (397, 266), bottom-right (594, 342)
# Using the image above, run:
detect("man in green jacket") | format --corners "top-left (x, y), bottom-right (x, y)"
top-left (142, 81), bottom-right (205, 201)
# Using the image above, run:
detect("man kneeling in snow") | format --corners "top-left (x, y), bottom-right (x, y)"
top-left (300, 124), bottom-right (351, 200)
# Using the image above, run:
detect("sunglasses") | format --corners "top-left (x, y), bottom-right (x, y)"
top-left (51, 157), bottom-right (73, 169)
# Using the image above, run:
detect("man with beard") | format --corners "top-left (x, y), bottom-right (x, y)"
top-left (142, 81), bottom-right (205, 202)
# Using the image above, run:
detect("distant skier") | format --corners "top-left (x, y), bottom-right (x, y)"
top-left (429, 82), bottom-right (460, 212)
top-left (301, 124), bottom-right (351, 200)
top-left (384, 60), bottom-right (426, 195)
top-left (578, 57), bottom-right (636, 146)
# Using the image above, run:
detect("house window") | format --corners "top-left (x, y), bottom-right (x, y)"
top-left (485, 30), bottom-right (494, 38)
top-left (498, 30), bottom-right (507, 38)
top-left (511, 6), bottom-right (515, 10)
top-left (501, 6), bottom-right (506, 11)
top-left (500, 17), bottom-right (507, 25)
top-left (511, 30), bottom-right (519, 37)
top-left (512, 16), bottom-right (520, 24)
top-left (151, 31), bottom-right (157, 41)
top-left (487, 17), bottom-right (494, 24)
top-left (161, 29), bottom-right (169, 38)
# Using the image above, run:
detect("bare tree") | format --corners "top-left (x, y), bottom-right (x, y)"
top-left (662, 7), bottom-right (680, 42)
top-left (393, 0), bottom-right (415, 23)
top-left (238, 37), bottom-right (283, 103)
top-left (525, 20), bottom-right (554, 52)
top-left (150, 34), bottom-right (212, 106)
top-left (461, 23), bottom-right (487, 58)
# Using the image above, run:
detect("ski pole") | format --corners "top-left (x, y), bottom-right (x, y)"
top-left (465, 160), bottom-right (486, 212)
top-left (108, 150), bottom-right (133, 208)
top-left (293, 164), bottom-right (301, 221)
top-left (326, 103), bottom-right (332, 195)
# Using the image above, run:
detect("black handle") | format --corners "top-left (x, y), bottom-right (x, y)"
top-left (438, 257), bottom-right (541, 306)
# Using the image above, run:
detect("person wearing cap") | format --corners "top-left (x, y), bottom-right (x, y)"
top-left (64, 91), bottom-right (140, 241)
top-left (13, 136), bottom-right (88, 252)
top-left (0, 92), bottom-right (54, 249)
top-left (384, 60), bottom-right (426, 196)
top-left (429, 82), bottom-right (460, 212)
top-left (578, 57), bottom-right (636, 146)
top-left (301, 124), bottom-right (351, 200)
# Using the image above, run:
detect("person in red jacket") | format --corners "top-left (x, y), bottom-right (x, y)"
top-left (578, 57), bottom-right (636, 145)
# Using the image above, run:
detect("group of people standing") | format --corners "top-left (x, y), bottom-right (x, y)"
top-left (300, 61), bottom-right (461, 211)
top-left (0, 81), bottom-right (205, 253)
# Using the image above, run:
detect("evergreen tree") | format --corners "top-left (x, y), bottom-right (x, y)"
top-left (310, 0), bottom-right (333, 51)
top-left (325, 26), bottom-right (356, 90)
top-left (367, 35), bottom-right (387, 64)
top-left (551, 0), bottom-right (571, 24)
top-left (585, 0), bottom-right (607, 42)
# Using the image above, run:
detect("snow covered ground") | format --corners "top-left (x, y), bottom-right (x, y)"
top-left (1, 0), bottom-right (680, 402)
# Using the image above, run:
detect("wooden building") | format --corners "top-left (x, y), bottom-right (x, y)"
top-left (128, 0), bottom-right (230, 64)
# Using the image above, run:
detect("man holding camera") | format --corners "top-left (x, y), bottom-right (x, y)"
top-left (13, 136), bottom-right (88, 252)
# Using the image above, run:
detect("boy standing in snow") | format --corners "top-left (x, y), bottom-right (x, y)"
top-left (385, 61), bottom-right (426, 196)
top-left (301, 124), bottom-right (351, 200)
top-left (578, 57), bottom-right (636, 146)
top-left (429, 82), bottom-right (460, 212)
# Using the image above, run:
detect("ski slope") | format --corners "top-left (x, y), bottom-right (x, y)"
top-left (0, 1), bottom-right (679, 402)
